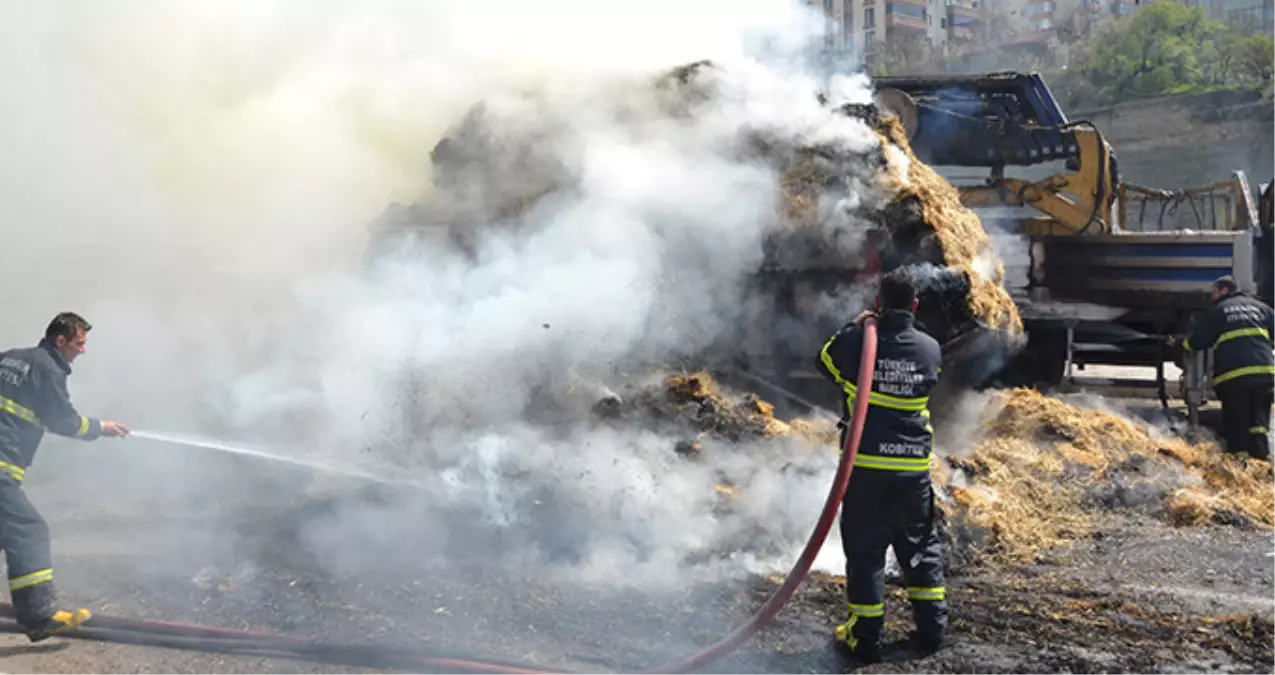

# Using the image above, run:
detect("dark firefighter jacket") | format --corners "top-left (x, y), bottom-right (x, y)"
top-left (1184, 290), bottom-right (1275, 389)
top-left (815, 310), bottom-right (941, 474)
top-left (0, 339), bottom-right (102, 481)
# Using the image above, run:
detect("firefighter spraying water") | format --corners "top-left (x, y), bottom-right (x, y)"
top-left (0, 313), bottom-right (130, 641)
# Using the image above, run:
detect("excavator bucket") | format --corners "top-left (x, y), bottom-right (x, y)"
top-left (871, 72), bottom-right (1077, 168)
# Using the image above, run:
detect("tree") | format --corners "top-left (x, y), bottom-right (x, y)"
top-left (1054, 1), bottom-right (1273, 107)
top-left (1198, 27), bottom-right (1242, 86)
top-left (1088, 3), bottom-right (1208, 99)
top-left (1052, 1), bottom-right (1100, 47)
top-left (871, 32), bottom-right (936, 76)
top-left (1233, 33), bottom-right (1275, 82)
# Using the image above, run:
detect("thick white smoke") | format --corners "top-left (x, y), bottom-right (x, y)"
top-left (3, 1), bottom-right (887, 592)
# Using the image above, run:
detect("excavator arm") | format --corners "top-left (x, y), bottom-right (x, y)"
top-left (872, 72), bottom-right (1119, 235)
top-left (957, 126), bottom-right (1117, 235)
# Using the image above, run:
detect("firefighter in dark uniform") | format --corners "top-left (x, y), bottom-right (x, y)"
top-left (815, 268), bottom-right (947, 662)
top-left (0, 312), bottom-right (130, 641)
top-left (1176, 275), bottom-right (1275, 461)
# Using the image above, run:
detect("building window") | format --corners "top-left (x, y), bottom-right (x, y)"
top-left (951, 12), bottom-right (977, 25)
top-left (941, 16), bottom-right (948, 26)
top-left (865, 29), bottom-right (876, 44)
top-left (865, 7), bottom-right (876, 24)
top-left (888, 2), bottom-right (929, 18)
top-left (1034, 17), bottom-right (1053, 29)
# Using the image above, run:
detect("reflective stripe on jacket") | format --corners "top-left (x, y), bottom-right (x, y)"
top-left (815, 310), bottom-right (941, 473)
top-left (0, 340), bottom-right (103, 477)
top-left (1185, 291), bottom-right (1275, 389)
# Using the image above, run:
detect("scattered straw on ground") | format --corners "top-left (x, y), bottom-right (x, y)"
top-left (941, 388), bottom-right (1274, 562)
top-left (603, 370), bottom-right (1271, 569)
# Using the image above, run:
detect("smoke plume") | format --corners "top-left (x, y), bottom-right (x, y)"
top-left (4, 0), bottom-right (890, 599)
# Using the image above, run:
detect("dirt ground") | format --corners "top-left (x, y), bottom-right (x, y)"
top-left (1, 379), bottom-right (1270, 674)
top-left (0, 491), bottom-right (1271, 674)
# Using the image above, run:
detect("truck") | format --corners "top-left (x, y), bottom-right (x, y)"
top-left (763, 72), bottom-right (1273, 429)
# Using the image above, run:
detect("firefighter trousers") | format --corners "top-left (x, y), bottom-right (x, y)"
top-left (1217, 382), bottom-right (1273, 461)
top-left (838, 467), bottom-right (947, 650)
top-left (0, 477), bottom-right (58, 626)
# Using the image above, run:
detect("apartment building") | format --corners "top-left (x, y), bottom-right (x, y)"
top-left (808, 0), bottom-right (985, 57)
top-left (808, 0), bottom-right (1166, 59)
top-left (987, 0), bottom-right (1140, 49)
top-left (1184, 0), bottom-right (1275, 31)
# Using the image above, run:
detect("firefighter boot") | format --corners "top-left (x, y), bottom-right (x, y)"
top-left (834, 614), bottom-right (883, 663)
top-left (1249, 426), bottom-right (1271, 461)
top-left (23, 608), bottom-right (92, 643)
top-left (911, 598), bottom-right (948, 654)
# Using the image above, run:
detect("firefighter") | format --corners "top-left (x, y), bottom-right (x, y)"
top-left (1175, 275), bottom-right (1275, 461)
top-left (815, 267), bottom-right (947, 663)
top-left (0, 312), bottom-right (130, 641)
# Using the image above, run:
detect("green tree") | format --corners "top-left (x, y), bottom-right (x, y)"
top-left (1086, 2), bottom-right (1210, 99)
top-left (1056, 1), bottom-right (1273, 107)
top-left (1197, 24), bottom-right (1241, 85)
top-left (1233, 33), bottom-right (1275, 82)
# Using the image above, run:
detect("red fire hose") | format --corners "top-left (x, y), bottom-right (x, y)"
top-left (644, 316), bottom-right (877, 673)
top-left (0, 320), bottom-right (878, 675)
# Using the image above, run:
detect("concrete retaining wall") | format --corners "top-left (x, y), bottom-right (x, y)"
top-left (1073, 88), bottom-right (1275, 191)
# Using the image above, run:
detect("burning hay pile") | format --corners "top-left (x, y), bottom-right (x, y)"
top-left (940, 389), bottom-right (1275, 563)
top-left (372, 60), bottom-right (1025, 378)
top-left (769, 92), bottom-right (1023, 340)
top-left (873, 116), bottom-right (1023, 337)
top-left (585, 372), bottom-right (1272, 570)
top-left (594, 370), bottom-right (837, 449)
top-left (618, 374), bottom-right (1273, 569)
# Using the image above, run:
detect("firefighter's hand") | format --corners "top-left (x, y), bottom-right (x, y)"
top-left (854, 310), bottom-right (877, 325)
top-left (101, 421), bottom-right (131, 438)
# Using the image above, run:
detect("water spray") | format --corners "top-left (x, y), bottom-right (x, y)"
top-left (34, 322), bottom-right (878, 674)
top-left (128, 430), bottom-right (420, 489)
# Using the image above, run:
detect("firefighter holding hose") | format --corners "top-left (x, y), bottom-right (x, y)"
top-left (815, 268), bottom-right (947, 663)
top-left (0, 312), bottom-right (130, 641)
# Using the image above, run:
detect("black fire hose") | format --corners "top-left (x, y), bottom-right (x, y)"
top-left (0, 320), bottom-right (880, 674)
top-left (0, 613), bottom-right (566, 674)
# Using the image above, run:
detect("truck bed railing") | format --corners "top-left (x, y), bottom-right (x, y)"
top-left (1118, 171), bottom-right (1258, 233)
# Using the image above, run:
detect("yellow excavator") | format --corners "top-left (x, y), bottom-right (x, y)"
top-left (873, 73), bottom-right (1259, 237)
top-left (870, 72), bottom-right (1271, 425)
top-left (873, 79), bottom-right (1119, 237)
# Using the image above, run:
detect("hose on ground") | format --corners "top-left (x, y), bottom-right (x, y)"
top-left (0, 319), bottom-right (879, 674)
top-left (643, 317), bottom-right (876, 674)
top-left (0, 609), bottom-right (565, 674)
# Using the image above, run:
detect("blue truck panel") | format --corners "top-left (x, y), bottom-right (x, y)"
top-left (1036, 230), bottom-right (1257, 306)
